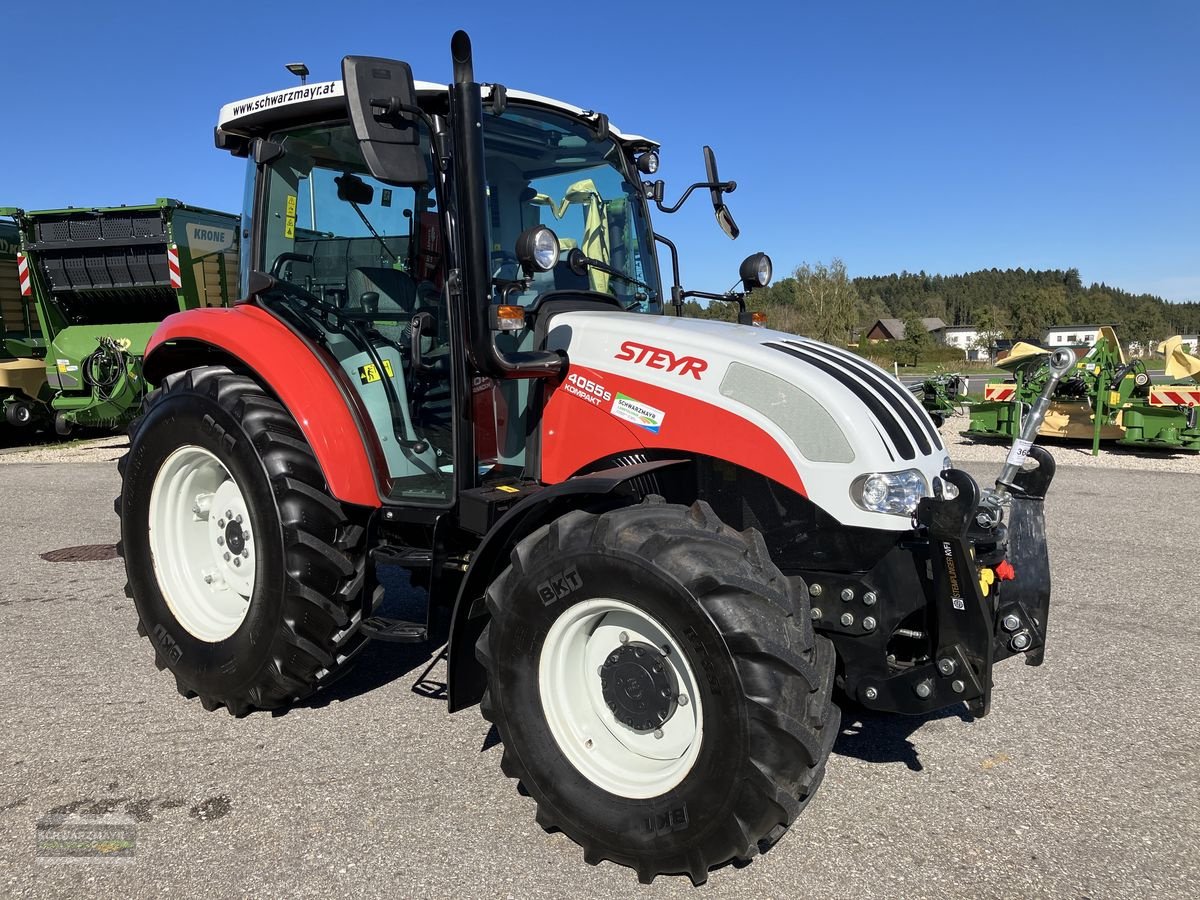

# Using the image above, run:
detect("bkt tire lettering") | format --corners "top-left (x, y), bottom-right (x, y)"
top-left (615, 341), bottom-right (708, 380)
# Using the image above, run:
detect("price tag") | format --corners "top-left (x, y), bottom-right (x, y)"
top-left (1005, 438), bottom-right (1033, 468)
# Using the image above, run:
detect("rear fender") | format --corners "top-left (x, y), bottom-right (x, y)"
top-left (144, 305), bottom-right (385, 507)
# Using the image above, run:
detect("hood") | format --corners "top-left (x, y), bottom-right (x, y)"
top-left (544, 312), bottom-right (950, 531)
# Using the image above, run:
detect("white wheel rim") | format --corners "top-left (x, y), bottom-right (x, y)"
top-left (148, 445), bottom-right (257, 643)
top-left (538, 598), bottom-right (704, 799)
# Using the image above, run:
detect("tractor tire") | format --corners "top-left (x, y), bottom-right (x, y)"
top-left (116, 365), bottom-right (379, 715)
top-left (476, 497), bottom-right (839, 885)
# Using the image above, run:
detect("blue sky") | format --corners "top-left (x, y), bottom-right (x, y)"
top-left (3, 1), bottom-right (1196, 302)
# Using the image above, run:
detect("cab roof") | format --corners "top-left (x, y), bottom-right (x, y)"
top-left (216, 79), bottom-right (657, 151)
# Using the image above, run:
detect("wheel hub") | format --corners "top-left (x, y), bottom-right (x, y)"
top-left (600, 642), bottom-right (677, 731)
top-left (149, 445), bottom-right (256, 643)
top-left (224, 520), bottom-right (246, 556)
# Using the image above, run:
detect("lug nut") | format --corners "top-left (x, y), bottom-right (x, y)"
top-left (862, 616), bottom-right (877, 631)
top-left (914, 680), bottom-right (933, 699)
top-left (233, 558), bottom-right (241, 567)
top-left (217, 536), bottom-right (225, 546)
top-left (937, 658), bottom-right (956, 676)
top-left (810, 583), bottom-right (823, 597)
top-left (653, 729), bottom-right (664, 740)
top-left (810, 607), bottom-right (822, 620)
top-left (864, 686), bottom-right (878, 701)
top-left (236, 514), bottom-right (243, 524)
top-left (217, 518), bottom-right (226, 528)
top-left (226, 509), bottom-right (233, 519)
top-left (678, 694), bottom-right (689, 706)
top-left (242, 550), bottom-right (249, 558)
top-left (863, 591), bottom-right (877, 606)
top-left (618, 631), bottom-right (629, 644)
top-left (951, 679), bottom-right (965, 693)
top-left (223, 552), bottom-right (231, 561)
top-left (1002, 614), bottom-right (1021, 632)
top-left (840, 587), bottom-right (855, 602)
top-left (204, 574), bottom-right (214, 584)
top-left (840, 612), bottom-right (854, 627)
top-left (1011, 632), bottom-right (1032, 651)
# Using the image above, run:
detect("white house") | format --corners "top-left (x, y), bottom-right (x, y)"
top-left (938, 325), bottom-right (989, 361)
top-left (1043, 324), bottom-right (1106, 347)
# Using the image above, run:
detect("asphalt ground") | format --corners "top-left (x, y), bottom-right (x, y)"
top-left (1, 454), bottom-right (1197, 899)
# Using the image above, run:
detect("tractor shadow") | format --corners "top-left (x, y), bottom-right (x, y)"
top-left (290, 566), bottom-right (452, 712)
top-left (833, 702), bottom-right (973, 772)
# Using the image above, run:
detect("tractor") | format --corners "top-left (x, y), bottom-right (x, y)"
top-left (118, 32), bottom-right (1064, 884)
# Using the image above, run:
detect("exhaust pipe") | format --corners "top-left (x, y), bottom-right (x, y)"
top-left (451, 30), bottom-right (473, 84)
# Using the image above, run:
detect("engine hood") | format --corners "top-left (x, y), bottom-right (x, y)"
top-left (543, 311), bottom-right (950, 531)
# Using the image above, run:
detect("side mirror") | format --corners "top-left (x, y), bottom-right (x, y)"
top-left (342, 55), bottom-right (428, 186)
top-left (703, 146), bottom-right (739, 240)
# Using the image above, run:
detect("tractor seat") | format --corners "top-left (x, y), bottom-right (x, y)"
top-left (349, 267), bottom-right (418, 341)
top-left (349, 267), bottom-right (418, 317)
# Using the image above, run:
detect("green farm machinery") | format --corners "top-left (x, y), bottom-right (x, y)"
top-left (911, 371), bottom-right (968, 427)
top-left (968, 326), bottom-right (1200, 454)
top-left (2, 200), bottom-right (239, 434)
top-left (0, 218), bottom-right (52, 430)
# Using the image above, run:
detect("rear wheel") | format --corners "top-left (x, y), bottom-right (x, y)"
top-left (117, 365), bottom-right (378, 714)
top-left (477, 497), bottom-right (839, 884)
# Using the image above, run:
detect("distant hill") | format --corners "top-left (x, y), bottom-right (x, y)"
top-left (684, 265), bottom-right (1200, 346)
top-left (852, 268), bottom-right (1199, 343)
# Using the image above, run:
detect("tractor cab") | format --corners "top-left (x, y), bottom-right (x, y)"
top-left (215, 60), bottom-right (682, 506)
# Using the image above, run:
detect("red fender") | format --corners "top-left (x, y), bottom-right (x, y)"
top-left (145, 305), bottom-right (385, 507)
top-left (541, 363), bottom-right (807, 496)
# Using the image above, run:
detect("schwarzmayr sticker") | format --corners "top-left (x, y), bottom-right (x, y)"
top-left (612, 393), bottom-right (665, 434)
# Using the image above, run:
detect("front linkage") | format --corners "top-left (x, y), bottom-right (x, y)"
top-left (809, 349), bottom-right (1073, 718)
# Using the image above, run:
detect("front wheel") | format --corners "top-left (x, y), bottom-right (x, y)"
top-left (477, 498), bottom-right (839, 884)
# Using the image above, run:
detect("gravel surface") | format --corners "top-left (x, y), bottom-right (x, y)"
top-left (939, 411), bottom-right (1200, 474)
top-left (0, 435), bottom-right (129, 466)
top-left (1, 458), bottom-right (1197, 898)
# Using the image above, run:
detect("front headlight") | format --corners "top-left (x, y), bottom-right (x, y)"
top-left (850, 469), bottom-right (929, 517)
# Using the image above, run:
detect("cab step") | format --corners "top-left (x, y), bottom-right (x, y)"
top-left (371, 546), bottom-right (433, 567)
top-left (361, 616), bottom-right (428, 643)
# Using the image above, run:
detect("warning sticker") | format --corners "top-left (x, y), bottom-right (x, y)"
top-left (284, 195), bottom-right (297, 239)
top-left (495, 485), bottom-right (520, 494)
top-left (358, 359), bottom-right (395, 384)
top-left (611, 393), bottom-right (665, 434)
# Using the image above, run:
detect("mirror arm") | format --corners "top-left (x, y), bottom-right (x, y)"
top-left (653, 233), bottom-right (685, 316)
top-left (370, 99), bottom-right (449, 172)
top-left (655, 180), bottom-right (735, 215)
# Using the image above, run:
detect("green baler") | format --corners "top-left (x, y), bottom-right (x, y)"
top-left (0, 218), bottom-right (52, 429)
top-left (3, 200), bottom-right (239, 432)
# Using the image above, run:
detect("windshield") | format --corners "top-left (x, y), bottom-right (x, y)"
top-left (482, 106), bottom-right (662, 313)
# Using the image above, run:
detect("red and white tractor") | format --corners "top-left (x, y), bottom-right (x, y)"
top-left (117, 31), bottom-right (1063, 884)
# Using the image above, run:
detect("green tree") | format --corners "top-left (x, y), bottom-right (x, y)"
top-left (789, 258), bottom-right (861, 344)
top-left (896, 313), bottom-right (933, 366)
